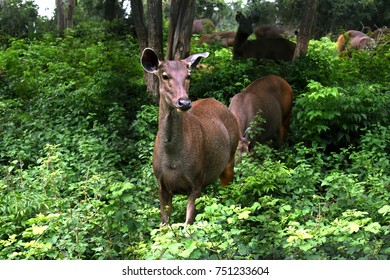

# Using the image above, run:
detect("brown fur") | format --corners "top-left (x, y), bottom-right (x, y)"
top-left (254, 25), bottom-right (284, 39)
top-left (199, 31), bottom-right (236, 47)
top-left (233, 12), bottom-right (296, 62)
top-left (141, 48), bottom-right (239, 225)
top-left (337, 30), bottom-right (376, 56)
top-left (192, 19), bottom-right (216, 34)
top-left (229, 75), bottom-right (293, 160)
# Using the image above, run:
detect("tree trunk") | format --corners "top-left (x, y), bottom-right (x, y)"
top-left (130, 0), bottom-right (148, 52)
top-left (104, 0), bottom-right (117, 21)
top-left (147, 0), bottom-right (163, 95)
top-left (293, 0), bottom-right (318, 60)
top-left (130, 0), bottom-right (163, 96)
top-left (66, 0), bottom-right (76, 28)
top-left (56, 0), bottom-right (65, 35)
top-left (166, 0), bottom-right (196, 60)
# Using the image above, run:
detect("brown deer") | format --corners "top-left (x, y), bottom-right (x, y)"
top-left (199, 31), bottom-right (236, 47)
top-left (233, 12), bottom-right (296, 62)
top-left (337, 30), bottom-right (376, 56)
top-left (229, 75), bottom-right (293, 161)
top-left (140, 48), bottom-right (239, 225)
top-left (254, 25), bottom-right (284, 39)
top-left (192, 19), bottom-right (216, 34)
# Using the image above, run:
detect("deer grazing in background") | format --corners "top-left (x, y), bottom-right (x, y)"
top-left (337, 30), bottom-right (376, 56)
top-left (192, 18), bottom-right (216, 34)
top-left (233, 12), bottom-right (296, 62)
top-left (229, 75), bottom-right (293, 161)
top-left (140, 48), bottom-right (239, 225)
top-left (254, 25), bottom-right (284, 39)
top-left (199, 31), bottom-right (236, 47)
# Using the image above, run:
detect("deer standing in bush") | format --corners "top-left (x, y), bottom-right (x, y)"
top-left (229, 75), bottom-right (293, 161)
top-left (233, 12), bottom-right (296, 62)
top-left (337, 30), bottom-right (376, 56)
top-left (140, 48), bottom-right (239, 225)
top-left (192, 19), bottom-right (215, 34)
top-left (199, 31), bottom-right (236, 47)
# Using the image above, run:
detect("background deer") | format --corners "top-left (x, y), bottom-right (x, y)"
top-left (233, 12), bottom-right (296, 62)
top-left (199, 31), bottom-right (236, 47)
top-left (140, 48), bottom-right (239, 225)
top-left (192, 18), bottom-right (216, 34)
top-left (337, 30), bottom-right (376, 56)
top-left (254, 25), bottom-right (284, 39)
top-left (229, 75), bottom-right (293, 161)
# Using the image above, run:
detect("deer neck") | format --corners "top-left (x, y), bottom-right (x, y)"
top-left (233, 25), bottom-right (252, 58)
top-left (157, 97), bottom-right (186, 151)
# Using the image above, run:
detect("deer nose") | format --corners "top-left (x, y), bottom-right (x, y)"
top-left (177, 98), bottom-right (192, 111)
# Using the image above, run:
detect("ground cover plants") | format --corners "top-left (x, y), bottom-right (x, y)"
top-left (0, 24), bottom-right (389, 260)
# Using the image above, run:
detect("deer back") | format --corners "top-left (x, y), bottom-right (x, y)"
top-left (337, 30), bottom-right (376, 55)
top-left (199, 31), bottom-right (236, 47)
top-left (229, 75), bottom-right (293, 154)
top-left (192, 19), bottom-right (216, 34)
top-left (234, 38), bottom-right (296, 61)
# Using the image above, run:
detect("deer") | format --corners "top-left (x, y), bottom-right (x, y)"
top-left (140, 48), bottom-right (239, 225)
top-left (233, 12), bottom-right (296, 62)
top-left (337, 30), bottom-right (376, 56)
top-left (192, 19), bottom-right (216, 35)
top-left (254, 25), bottom-right (284, 39)
top-left (229, 75), bottom-right (293, 161)
top-left (199, 31), bottom-right (236, 47)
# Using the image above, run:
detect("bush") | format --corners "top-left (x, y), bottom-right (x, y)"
top-left (0, 24), bottom-right (389, 259)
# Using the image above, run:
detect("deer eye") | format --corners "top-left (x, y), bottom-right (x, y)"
top-left (162, 73), bottom-right (170, 80)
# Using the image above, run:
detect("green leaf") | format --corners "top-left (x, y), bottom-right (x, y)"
top-left (31, 225), bottom-right (49, 235)
top-left (378, 205), bottom-right (390, 216)
top-left (347, 222), bottom-right (360, 233)
top-left (364, 222), bottom-right (381, 234)
top-left (238, 210), bottom-right (251, 220)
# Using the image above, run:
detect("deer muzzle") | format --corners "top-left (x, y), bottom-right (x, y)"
top-left (176, 98), bottom-right (192, 112)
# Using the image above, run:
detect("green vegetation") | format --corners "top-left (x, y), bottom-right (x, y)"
top-left (1, 21), bottom-right (389, 259)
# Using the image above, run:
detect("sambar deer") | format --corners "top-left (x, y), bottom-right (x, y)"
top-left (192, 19), bottom-right (216, 34)
top-left (199, 31), bottom-right (236, 47)
top-left (337, 30), bottom-right (376, 56)
top-left (254, 25), bottom-right (284, 39)
top-left (233, 12), bottom-right (296, 62)
top-left (229, 75), bottom-right (293, 161)
top-left (140, 48), bottom-right (239, 225)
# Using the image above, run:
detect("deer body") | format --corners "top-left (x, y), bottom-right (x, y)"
top-left (229, 75), bottom-right (293, 159)
top-left (254, 25), bottom-right (284, 39)
top-left (337, 30), bottom-right (376, 56)
top-left (141, 48), bottom-right (239, 225)
top-left (233, 12), bottom-right (295, 62)
top-left (192, 19), bottom-right (216, 34)
top-left (199, 31), bottom-right (236, 47)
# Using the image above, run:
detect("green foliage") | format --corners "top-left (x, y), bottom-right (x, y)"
top-left (0, 21), bottom-right (389, 260)
top-left (0, 0), bottom-right (39, 40)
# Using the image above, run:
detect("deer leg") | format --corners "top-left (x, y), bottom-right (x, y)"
top-left (219, 159), bottom-right (235, 187)
top-left (277, 114), bottom-right (291, 147)
top-left (185, 190), bottom-right (201, 224)
top-left (159, 184), bottom-right (172, 225)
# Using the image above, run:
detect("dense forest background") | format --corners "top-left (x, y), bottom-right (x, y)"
top-left (0, 0), bottom-right (389, 259)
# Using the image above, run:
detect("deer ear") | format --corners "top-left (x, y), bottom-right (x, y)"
top-left (184, 52), bottom-right (209, 69)
top-left (141, 48), bottom-right (160, 73)
top-left (235, 11), bottom-right (243, 22)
